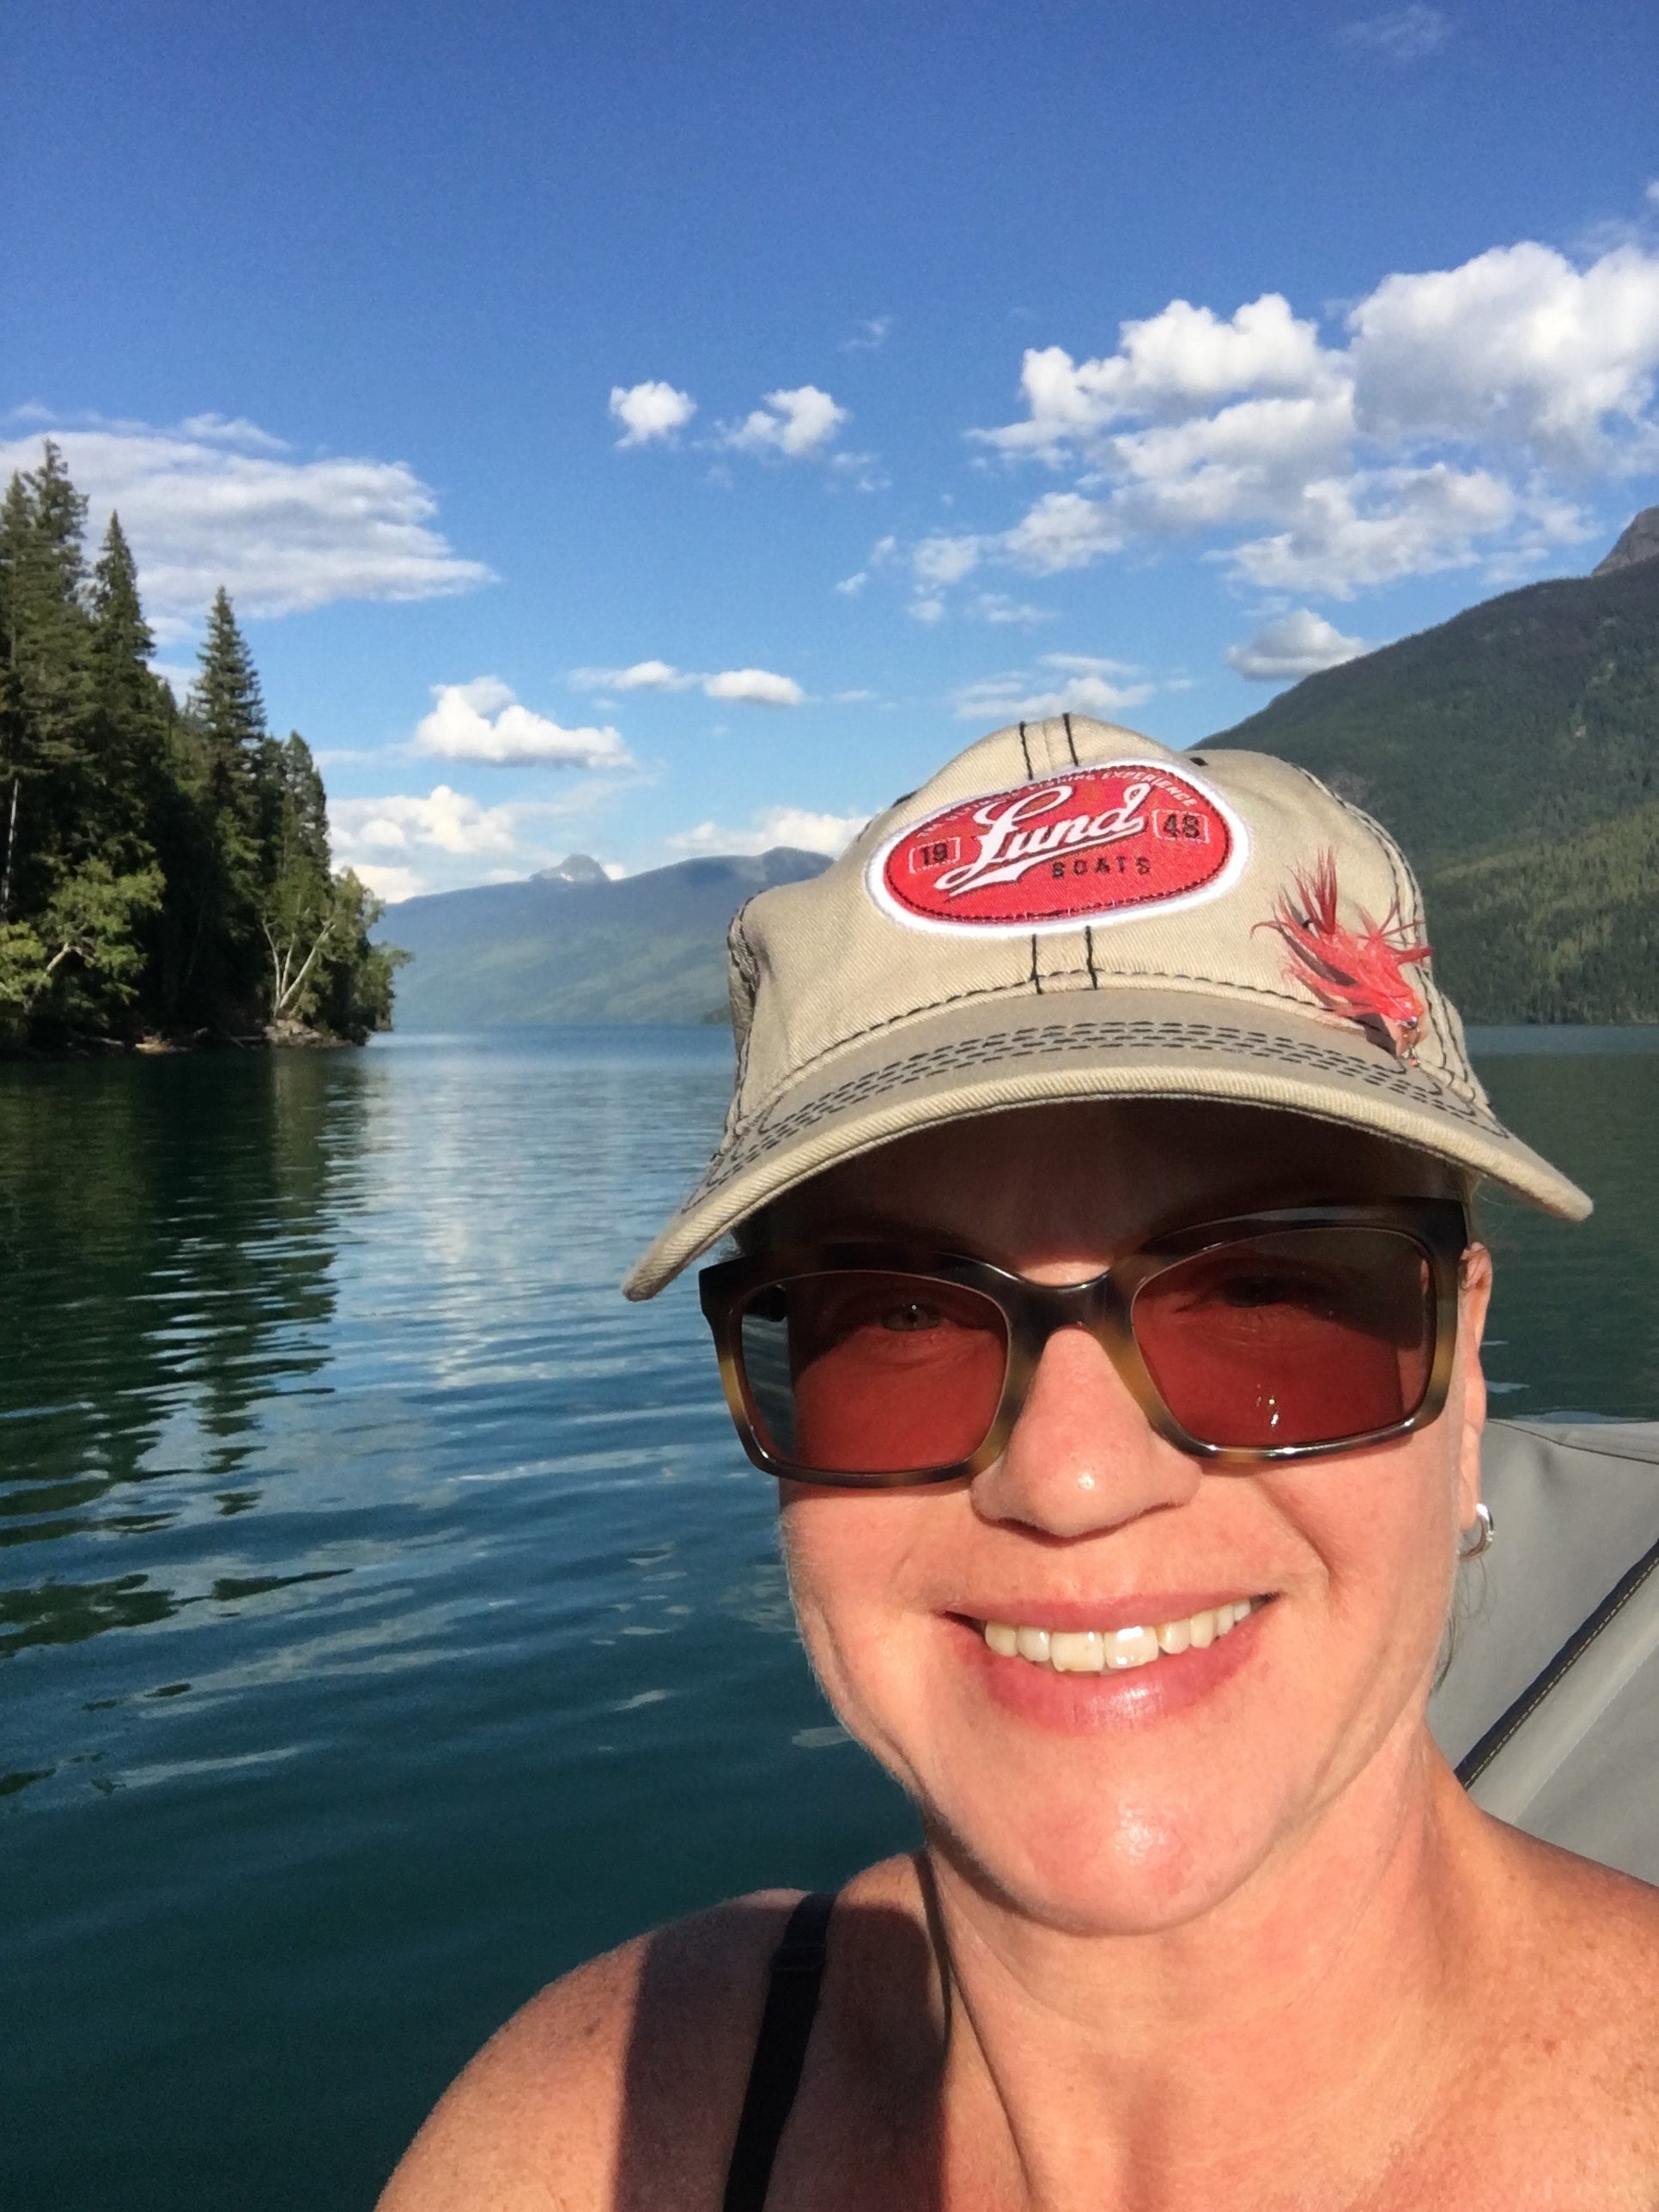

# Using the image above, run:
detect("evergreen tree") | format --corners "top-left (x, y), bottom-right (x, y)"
top-left (88, 514), bottom-right (168, 871)
top-left (192, 586), bottom-right (266, 813)
top-left (0, 442), bottom-right (94, 927)
top-left (0, 446), bottom-right (404, 1050)
top-left (176, 586), bottom-right (268, 1017)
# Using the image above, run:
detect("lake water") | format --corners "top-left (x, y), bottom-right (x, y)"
top-left (3, 1026), bottom-right (1658, 2209)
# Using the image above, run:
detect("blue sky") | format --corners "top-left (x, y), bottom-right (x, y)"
top-left (6, 0), bottom-right (1658, 897)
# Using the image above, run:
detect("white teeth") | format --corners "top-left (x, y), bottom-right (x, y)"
top-left (983, 1598), bottom-right (1255, 1673)
top-left (1103, 1625), bottom-right (1158, 1669)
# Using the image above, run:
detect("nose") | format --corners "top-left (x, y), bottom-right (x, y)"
top-left (971, 1324), bottom-right (1202, 1538)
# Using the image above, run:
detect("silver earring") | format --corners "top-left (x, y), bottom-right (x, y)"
top-left (1458, 1501), bottom-right (1494, 1560)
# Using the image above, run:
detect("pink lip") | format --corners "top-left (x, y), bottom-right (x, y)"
top-left (944, 1601), bottom-right (1267, 1734)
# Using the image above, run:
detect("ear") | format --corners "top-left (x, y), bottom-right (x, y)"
top-left (1454, 1243), bottom-right (1493, 1531)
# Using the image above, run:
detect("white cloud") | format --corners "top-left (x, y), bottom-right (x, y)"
top-left (568, 659), bottom-right (806, 706)
top-left (330, 784), bottom-right (622, 899)
top-left (972, 592), bottom-right (1053, 625)
top-left (909, 596), bottom-right (945, 624)
top-left (959, 238), bottom-right (1659, 600)
top-left (568, 659), bottom-right (697, 693)
top-left (1226, 609), bottom-right (1370, 681)
top-left (667, 804), bottom-right (867, 857)
top-left (840, 317), bottom-right (892, 352)
top-left (913, 532), bottom-right (982, 588)
top-left (413, 679), bottom-right (635, 769)
top-left (723, 386), bottom-right (849, 459)
top-left (176, 413), bottom-right (290, 453)
top-left (827, 450), bottom-right (888, 493)
top-left (1648, 180), bottom-right (1659, 210)
top-left (1338, 5), bottom-right (1451, 60)
top-left (1226, 462), bottom-right (1522, 594)
top-left (350, 863), bottom-right (428, 903)
top-left (702, 667), bottom-right (805, 707)
top-left (976, 296), bottom-right (1334, 463)
top-left (0, 416), bottom-right (492, 638)
top-left (1346, 241), bottom-right (1659, 468)
top-left (835, 571), bottom-right (867, 594)
top-left (609, 380), bottom-right (696, 447)
top-left (1004, 492), bottom-right (1123, 572)
top-left (951, 654), bottom-right (1157, 722)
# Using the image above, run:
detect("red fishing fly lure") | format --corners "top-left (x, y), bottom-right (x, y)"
top-left (1263, 853), bottom-right (1432, 1061)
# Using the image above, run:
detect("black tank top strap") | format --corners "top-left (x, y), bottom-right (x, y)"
top-left (720, 1888), bottom-right (837, 2212)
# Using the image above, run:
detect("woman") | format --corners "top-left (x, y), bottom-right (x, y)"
top-left (382, 717), bottom-right (1659, 2209)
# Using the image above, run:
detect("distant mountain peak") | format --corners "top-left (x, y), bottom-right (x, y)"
top-left (534, 852), bottom-right (610, 884)
top-left (1595, 507), bottom-right (1659, 576)
top-left (382, 845), bottom-right (831, 1030)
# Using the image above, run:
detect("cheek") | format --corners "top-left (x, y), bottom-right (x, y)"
top-left (1267, 1425), bottom-right (1462, 1684)
top-left (778, 1490), bottom-right (939, 1746)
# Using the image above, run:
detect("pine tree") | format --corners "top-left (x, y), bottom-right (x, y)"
top-left (87, 514), bottom-right (170, 871)
top-left (174, 586), bottom-right (267, 1012)
top-left (0, 442), bottom-right (94, 926)
top-left (192, 586), bottom-right (265, 801)
top-left (88, 514), bottom-right (154, 698)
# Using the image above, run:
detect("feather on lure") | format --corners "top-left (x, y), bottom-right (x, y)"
top-left (1262, 853), bottom-right (1432, 1062)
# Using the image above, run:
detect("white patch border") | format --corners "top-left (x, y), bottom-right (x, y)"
top-left (865, 757), bottom-right (1253, 938)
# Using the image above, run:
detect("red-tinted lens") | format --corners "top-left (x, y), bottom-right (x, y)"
top-left (736, 1270), bottom-right (1009, 1474)
top-left (1131, 1229), bottom-right (1436, 1449)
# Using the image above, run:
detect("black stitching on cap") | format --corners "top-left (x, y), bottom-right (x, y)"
top-left (684, 1016), bottom-right (1507, 1202)
top-left (731, 957), bottom-right (1479, 1131)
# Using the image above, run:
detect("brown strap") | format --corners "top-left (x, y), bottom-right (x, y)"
top-left (720, 1890), bottom-right (836, 2212)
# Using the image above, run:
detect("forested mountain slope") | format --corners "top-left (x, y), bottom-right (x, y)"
top-left (384, 848), bottom-right (830, 1028)
top-left (1209, 542), bottom-right (1659, 1021)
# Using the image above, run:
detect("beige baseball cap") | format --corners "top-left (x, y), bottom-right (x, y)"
top-left (625, 714), bottom-right (1589, 1299)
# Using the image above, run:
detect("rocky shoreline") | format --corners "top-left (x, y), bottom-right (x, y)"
top-left (2, 1019), bottom-right (374, 1061)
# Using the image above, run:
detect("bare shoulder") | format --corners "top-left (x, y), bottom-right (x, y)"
top-left (1483, 1824), bottom-right (1659, 2156)
top-left (1504, 1826), bottom-right (1659, 2002)
top-left (375, 1889), bottom-right (805, 2212)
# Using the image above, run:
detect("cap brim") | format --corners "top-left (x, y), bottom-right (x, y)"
top-left (623, 987), bottom-right (1591, 1298)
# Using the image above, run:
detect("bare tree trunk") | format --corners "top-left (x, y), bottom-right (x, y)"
top-left (0, 778), bottom-right (18, 924)
top-left (273, 921), bottom-right (334, 1018)
top-left (264, 903), bottom-right (337, 1022)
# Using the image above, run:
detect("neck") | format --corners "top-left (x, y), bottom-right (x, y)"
top-left (915, 1729), bottom-right (1490, 2211)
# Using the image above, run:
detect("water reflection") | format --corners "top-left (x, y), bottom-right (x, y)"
top-left (1, 1054), bottom-right (365, 1662)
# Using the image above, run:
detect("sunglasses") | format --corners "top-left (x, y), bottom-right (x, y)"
top-left (698, 1200), bottom-right (1468, 1486)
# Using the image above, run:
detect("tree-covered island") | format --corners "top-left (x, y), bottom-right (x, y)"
top-left (0, 442), bottom-right (404, 1053)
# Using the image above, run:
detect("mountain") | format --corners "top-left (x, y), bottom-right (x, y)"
top-left (533, 850), bottom-right (611, 885)
top-left (1595, 507), bottom-right (1659, 577)
top-left (1207, 528), bottom-right (1659, 1023)
top-left (382, 848), bottom-right (830, 1029)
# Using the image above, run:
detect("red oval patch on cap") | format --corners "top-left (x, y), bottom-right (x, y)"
top-left (869, 763), bottom-right (1243, 934)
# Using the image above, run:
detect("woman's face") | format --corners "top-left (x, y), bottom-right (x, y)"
top-left (770, 1101), bottom-right (1490, 1936)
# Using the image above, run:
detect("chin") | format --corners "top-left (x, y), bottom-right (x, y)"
top-left (921, 1778), bottom-right (1296, 1937)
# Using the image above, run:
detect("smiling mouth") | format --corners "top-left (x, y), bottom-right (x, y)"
top-left (979, 1599), bottom-right (1261, 1673)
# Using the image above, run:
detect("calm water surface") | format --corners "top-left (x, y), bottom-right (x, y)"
top-left (3, 1027), bottom-right (1657, 2209)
